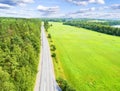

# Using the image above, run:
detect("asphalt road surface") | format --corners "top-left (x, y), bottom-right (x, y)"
top-left (34, 23), bottom-right (61, 91)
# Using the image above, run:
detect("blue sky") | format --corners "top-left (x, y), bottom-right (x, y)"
top-left (0, 0), bottom-right (120, 19)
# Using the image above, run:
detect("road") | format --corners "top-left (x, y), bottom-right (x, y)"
top-left (34, 23), bottom-right (61, 91)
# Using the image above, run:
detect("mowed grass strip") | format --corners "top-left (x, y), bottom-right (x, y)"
top-left (48, 22), bottom-right (120, 91)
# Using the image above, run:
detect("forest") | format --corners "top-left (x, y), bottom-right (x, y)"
top-left (0, 18), bottom-right (41, 91)
top-left (63, 21), bottom-right (120, 36)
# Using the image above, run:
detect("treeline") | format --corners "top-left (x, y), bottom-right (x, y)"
top-left (104, 20), bottom-right (120, 25)
top-left (44, 21), bottom-right (50, 31)
top-left (41, 18), bottom-right (67, 22)
top-left (64, 21), bottom-right (120, 36)
top-left (41, 18), bottom-right (120, 26)
top-left (0, 18), bottom-right (41, 91)
top-left (87, 20), bottom-right (120, 26)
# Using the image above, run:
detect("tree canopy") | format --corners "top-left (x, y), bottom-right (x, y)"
top-left (64, 21), bottom-right (120, 36)
top-left (0, 18), bottom-right (41, 91)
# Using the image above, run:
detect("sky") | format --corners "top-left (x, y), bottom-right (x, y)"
top-left (0, 0), bottom-right (120, 19)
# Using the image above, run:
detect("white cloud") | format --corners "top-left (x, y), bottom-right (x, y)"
top-left (90, 7), bottom-right (96, 11)
top-left (67, 3), bottom-right (120, 17)
top-left (15, 0), bottom-right (34, 6)
top-left (37, 5), bottom-right (59, 15)
top-left (98, 6), bottom-right (109, 10)
top-left (66, 0), bottom-right (105, 5)
top-left (89, 0), bottom-right (95, 3)
top-left (0, 0), bottom-right (34, 6)
top-left (111, 4), bottom-right (120, 9)
top-left (20, 0), bottom-right (34, 3)
top-left (0, 8), bottom-right (37, 18)
top-left (0, 3), bottom-right (13, 9)
top-left (66, 11), bottom-right (120, 19)
top-left (68, 7), bottom-right (96, 15)
top-left (97, 0), bottom-right (105, 4)
top-left (65, 5), bottom-right (120, 19)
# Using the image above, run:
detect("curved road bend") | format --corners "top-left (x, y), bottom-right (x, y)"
top-left (34, 23), bottom-right (61, 91)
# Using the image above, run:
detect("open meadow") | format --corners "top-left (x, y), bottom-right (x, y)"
top-left (48, 22), bottom-right (120, 91)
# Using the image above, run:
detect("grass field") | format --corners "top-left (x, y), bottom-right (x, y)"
top-left (48, 22), bottom-right (120, 91)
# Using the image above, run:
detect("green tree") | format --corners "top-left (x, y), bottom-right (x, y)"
top-left (0, 67), bottom-right (15, 91)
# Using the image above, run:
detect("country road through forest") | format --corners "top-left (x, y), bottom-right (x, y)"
top-left (34, 23), bottom-right (61, 91)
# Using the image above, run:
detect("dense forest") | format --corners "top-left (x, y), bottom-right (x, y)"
top-left (41, 18), bottom-right (67, 22)
top-left (102, 20), bottom-right (120, 25)
top-left (0, 18), bottom-right (41, 91)
top-left (64, 21), bottom-right (120, 36)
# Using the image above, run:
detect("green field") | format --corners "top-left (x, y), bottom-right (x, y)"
top-left (48, 22), bottom-right (120, 91)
